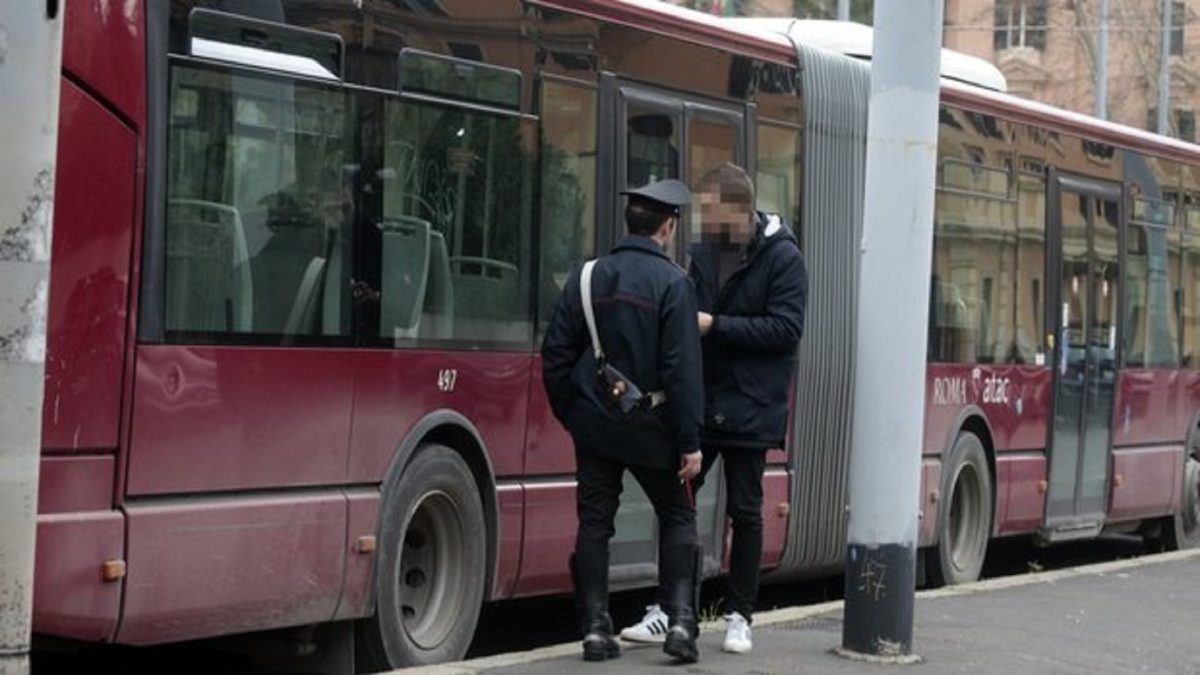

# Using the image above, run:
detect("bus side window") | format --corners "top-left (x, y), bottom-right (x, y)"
top-left (163, 66), bottom-right (355, 344)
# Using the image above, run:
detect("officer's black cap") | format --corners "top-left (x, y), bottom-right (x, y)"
top-left (621, 179), bottom-right (691, 213)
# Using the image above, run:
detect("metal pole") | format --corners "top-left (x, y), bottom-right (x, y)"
top-left (1096, 0), bottom-right (1109, 120)
top-left (838, 0), bottom-right (850, 21)
top-left (1158, 0), bottom-right (1172, 134)
top-left (839, 0), bottom-right (943, 661)
top-left (0, 2), bottom-right (63, 674)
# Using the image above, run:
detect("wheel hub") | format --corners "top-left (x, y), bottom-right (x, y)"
top-left (397, 491), bottom-right (466, 651)
top-left (1184, 459), bottom-right (1200, 535)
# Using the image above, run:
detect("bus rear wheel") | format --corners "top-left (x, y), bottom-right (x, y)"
top-left (928, 432), bottom-right (992, 586)
top-left (1161, 452), bottom-right (1200, 551)
top-left (357, 444), bottom-right (487, 672)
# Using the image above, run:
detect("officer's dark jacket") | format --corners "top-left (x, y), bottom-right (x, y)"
top-left (689, 211), bottom-right (807, 447)
top-left (542, 235), bottom-right (704, 470)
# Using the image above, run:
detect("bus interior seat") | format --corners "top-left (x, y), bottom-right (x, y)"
top-left (420, 230), bottom-right (455, 340)
top-left (249, 195), bottom-right (326, 334)
top-left (282, 256), bottom-right (328, 339)
top-left (321, 227), bottom-right (345, 336)
top-left (449, 256), bottom-right (519, 322)
top-left (165, 199), bottom-right (253, 333)
top-left (380, 216), bottom-right (432, 339)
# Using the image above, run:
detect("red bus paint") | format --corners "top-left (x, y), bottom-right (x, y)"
top-left (28, 0), bottom-right (1200, 668)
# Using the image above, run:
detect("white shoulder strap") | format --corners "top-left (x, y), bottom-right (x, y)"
top-left (580, 259), bottom-right (604, 362)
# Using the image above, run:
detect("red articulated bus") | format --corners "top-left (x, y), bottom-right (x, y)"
top-left (35, 0), bottom-right (1199, 671)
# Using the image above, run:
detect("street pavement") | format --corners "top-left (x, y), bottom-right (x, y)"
top-left (398, 549), bottom-right (1200, 674)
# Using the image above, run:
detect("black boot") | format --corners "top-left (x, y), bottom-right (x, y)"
top-left (661, 544), bottom-right (700, 664)
top-left (570, 553), bottom-right (620, 662)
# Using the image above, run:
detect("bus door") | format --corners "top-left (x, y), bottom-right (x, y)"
top-left (1043, 174), bottom-right (1122, 540)
top-left (602, 76), bottom-right (749, 582)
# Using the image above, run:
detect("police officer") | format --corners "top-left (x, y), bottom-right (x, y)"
top-left (621, 163), bottom-right (807, 654)
top-left (542, 179), bottom-right (705, 664)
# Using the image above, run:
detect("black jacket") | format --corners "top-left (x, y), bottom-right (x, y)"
top-left (542, 235), bottom-right (704, 470)
top-left (689, 211), bottom-right (807, 447)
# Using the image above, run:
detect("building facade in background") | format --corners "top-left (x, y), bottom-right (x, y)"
top-left (945, 0), bottom-right (1198, 140)
top-left (667, 0), bottom-right (1199, 142)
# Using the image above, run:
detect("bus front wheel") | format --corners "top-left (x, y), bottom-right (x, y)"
top-left (357, 444), bottom-right (487, 671)
top-left (928, 432), bottom-right (992, 586)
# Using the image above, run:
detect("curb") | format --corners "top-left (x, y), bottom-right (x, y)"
top-left (388, 548), bottom-right (1200, 673)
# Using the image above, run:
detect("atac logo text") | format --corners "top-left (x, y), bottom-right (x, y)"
top-left (932, 368), bottom-right (1011, 407)
top-left (981, 373), bottom-right (1010, 404)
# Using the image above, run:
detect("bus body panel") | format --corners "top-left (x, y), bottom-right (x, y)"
top-left (1109, 446), bottom-right (1185, 522)
top-left (346, 351), bottom-right (532, 483)
top-left (994, 453), bottom-right (1048, 535)
top-left (511, 481), bottom-right (575, 598)
top-left (62, 0), bottom-right (145, 125)
top-left (494, 484), bottom-right (525, 601)
top-left (41, 79), bottom-right (137, 452)
top-left (917, 459), bottom-right (942, 546)
top-left (37, 455), bottom-right (115, 514)
top-left (117, 492), bottom-right (345, 644)
top-left (923, 364), bottom-right (1053, 455)
top-left (523, 355), bottom-right (575, 477)
top-left (761, 468), bottom-right (790, 567)
top-left (126, 346), bottom-right (354, 494)
top-left (33, 512), bottom-right (124, 642)
top-left (1114, 369), bottom-right (1187, 446)
top-left (33, 9), bottom-right (142, 637)
top-left (332, 489), bottom-right (380, 621)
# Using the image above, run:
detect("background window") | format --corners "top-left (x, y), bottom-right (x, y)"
top-left (538, 80), bottom-right (597, 332)
top-left (994, 0), bottom-right (1047, 52)
top-left (378, 100), bottom-right (533, 348)
top-left (165, 66), bottom-right (355, 342)
top-left (1171, 1), bottom-right (1186, 56)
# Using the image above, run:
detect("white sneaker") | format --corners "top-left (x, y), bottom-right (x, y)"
top-left (722, 612), bottom-right (752, 654)
top-left (619, 604), bottom-right (670, 643)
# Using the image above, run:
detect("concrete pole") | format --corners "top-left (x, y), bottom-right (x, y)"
top-left (1158, 0), bottom-right (1172, 134)
top-left (1095, 0), bottom-right (1109, 120)
top-left (839, 0), bottom-right (942, 661)
top-left (837, 0), bottom-right (850, 21)
top-left (0, 2), bottom-right (63, 674)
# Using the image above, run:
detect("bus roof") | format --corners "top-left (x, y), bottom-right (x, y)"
top-left (725, 18), bottom-right (1008, 93)
top-left (534, 0), bottom-right (1200, 164)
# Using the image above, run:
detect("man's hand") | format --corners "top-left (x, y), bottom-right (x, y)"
top-left (698, 312), bottom-right (714, 336)
top-left (678, 450), bottom-right (702, 480)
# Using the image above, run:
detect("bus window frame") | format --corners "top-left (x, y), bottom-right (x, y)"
top-left (608, 78), bottom-right (752, 260)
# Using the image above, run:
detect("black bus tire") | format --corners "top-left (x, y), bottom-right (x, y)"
top-left (1161, 453), bottom-right (1200, 551)
top-left (928, 432), bottom-right (992, 586)
top-left (356, 444), bottom-right (487, 672)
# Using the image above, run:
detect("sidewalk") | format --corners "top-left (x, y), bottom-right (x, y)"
top-left (398, 549), bottom-right (1200, 675)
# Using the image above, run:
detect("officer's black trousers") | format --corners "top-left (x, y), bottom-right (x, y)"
top-left (573, 446), bottom-right (698, 618)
